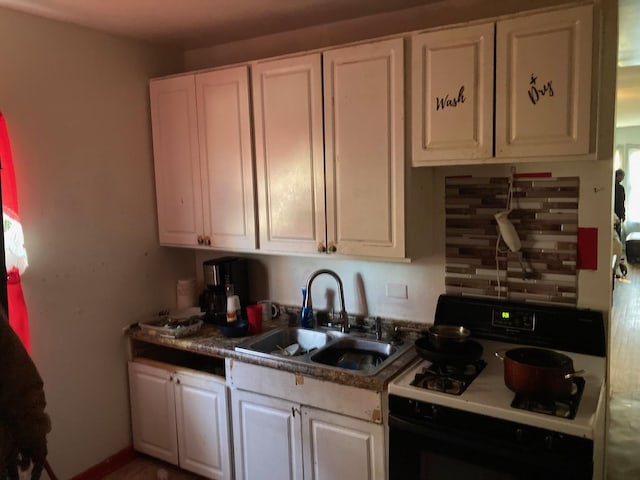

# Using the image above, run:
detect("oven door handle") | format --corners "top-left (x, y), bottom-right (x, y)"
top-left (390, 413), bottom-right (503, 454)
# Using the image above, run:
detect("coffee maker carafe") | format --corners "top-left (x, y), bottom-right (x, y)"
top-left (199, 257), bottom-right (249, 324)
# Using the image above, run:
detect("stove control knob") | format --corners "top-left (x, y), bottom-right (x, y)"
top-left (515, 428), bottom-right (528, 443)
top-left (544, 434), bottom-right (555, 450)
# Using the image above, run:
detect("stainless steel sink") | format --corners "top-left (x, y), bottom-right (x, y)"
top-left (309, 337), bottom-right (397, 375)
top-left (235, 326), bottom-right (411, 375)
top-left (235, 327), bottom-right (337, 360)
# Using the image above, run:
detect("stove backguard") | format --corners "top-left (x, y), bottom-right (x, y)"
top-left (432, 295), bottom-right (606, 357)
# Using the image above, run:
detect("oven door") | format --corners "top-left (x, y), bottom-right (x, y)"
top-left (388, 396), bottom-right (593, 480)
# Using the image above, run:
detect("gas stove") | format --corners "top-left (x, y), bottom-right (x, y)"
top-left (388, 295), bottom-right (607, 480)
top-left (389, 295), bottom-right (606, 438)
top-left (390, 337), bottom-right (605, 438)
top-left (410, 358), bottom-right (487, 395)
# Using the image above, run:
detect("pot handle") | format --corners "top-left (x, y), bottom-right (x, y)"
top-left (564, 369), bottom-right (586, 380)
top-left (494, 349), bottom-right (508, 361)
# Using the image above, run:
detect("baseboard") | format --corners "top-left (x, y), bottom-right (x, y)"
top-left (71, 446), bottom-right (136, 480)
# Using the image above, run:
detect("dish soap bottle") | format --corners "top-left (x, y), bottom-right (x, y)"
top-left (300, 287), bottom-right (313, 329)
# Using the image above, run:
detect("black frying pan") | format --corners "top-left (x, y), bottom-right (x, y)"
top-left (415, 336), bottom-right (483, 365)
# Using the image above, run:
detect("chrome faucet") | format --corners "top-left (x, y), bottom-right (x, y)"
top-left (303, 269), bottom-right (349, 333)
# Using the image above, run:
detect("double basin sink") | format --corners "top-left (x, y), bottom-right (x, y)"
top-left (235, 326), bottom-right (411, 376)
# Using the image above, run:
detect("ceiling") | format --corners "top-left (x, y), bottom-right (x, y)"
top-left (1, 0), bottom-right (639, 127)
top-left (0, 0), bottom-right (440, 49)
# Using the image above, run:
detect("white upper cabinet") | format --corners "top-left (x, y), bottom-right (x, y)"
top-left (410, 5), bottom-right (593, 165)
top-left (150, 66), bottom-right (256, 250)
top-left (324, 38), bottom-right (405, 258)
top-left (411, 23), bottom-right (495, 164)
top-left (495, 5), bottom-right (593, 157)
top-left (252, 38), bottom-right (405, 259)
top-left (196, 67), bottom-right (256, 250)
top-left (252, 54), bottom-right (326, 254)
top-left (150, 75), bottom-right (203, 246)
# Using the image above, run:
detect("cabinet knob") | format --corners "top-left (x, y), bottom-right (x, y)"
top-left (205, 236), bottom-right (211, 246)
top-left (317, 242), bottom-right (326, 253)
top-left (197, 235), bottom-right (204, 245)
top-left (327, 242), bottom-right (337, 253)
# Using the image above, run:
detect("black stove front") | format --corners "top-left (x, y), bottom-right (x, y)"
top-left (389, 393), bottom-right (594, 480)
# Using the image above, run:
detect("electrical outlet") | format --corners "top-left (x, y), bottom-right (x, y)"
top-left (386, 283), bottom-right (408, 299)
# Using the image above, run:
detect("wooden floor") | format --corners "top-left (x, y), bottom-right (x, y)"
top-left (608, 262), bottom-right (640, 479)
top-left (610, 263), bottom-right (640, 394)
top-left (102, 455), bottom-right (205, 479)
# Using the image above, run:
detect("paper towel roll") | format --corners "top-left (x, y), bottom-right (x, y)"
top-left (176, 278), bottom-right (196, 309)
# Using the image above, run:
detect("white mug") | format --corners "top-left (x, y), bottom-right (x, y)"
top-left (258, 300), bottom-right (279, 321)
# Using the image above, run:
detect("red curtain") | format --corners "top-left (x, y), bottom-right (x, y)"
top-left (0, 112), bottom-right (31, 352)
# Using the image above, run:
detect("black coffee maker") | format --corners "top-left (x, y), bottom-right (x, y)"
top-left (199, 257), bottom-right (250, 324)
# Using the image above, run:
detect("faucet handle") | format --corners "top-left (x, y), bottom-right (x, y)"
top-left (375, 317), bottom-right (383, 340)
top-left (339, 310), bottom-right (350, 333)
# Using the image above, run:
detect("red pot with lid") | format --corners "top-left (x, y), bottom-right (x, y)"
top-left (495, 347), bottom-right (585, 398)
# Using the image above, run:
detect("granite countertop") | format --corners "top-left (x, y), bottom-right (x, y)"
top-left (127, 316), bottom-right (420, 391)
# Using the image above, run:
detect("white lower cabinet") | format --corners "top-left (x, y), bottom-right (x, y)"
top-left (302, 405), bottom-right (385, 480)
top-left (229, 360), bottom-right (386, 480)
top-left (231, 389), bottom-right (384, 480)
top-left (231, 389), bottom-right (304, 480)
top-left (128, 360), bottom-right (232, 479)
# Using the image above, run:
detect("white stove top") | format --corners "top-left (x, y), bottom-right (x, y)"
top-left (388, 339), bottom-right (606, 439)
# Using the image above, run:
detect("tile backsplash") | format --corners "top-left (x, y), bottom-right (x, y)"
top-left (445, 175), bottom-right (579, 305)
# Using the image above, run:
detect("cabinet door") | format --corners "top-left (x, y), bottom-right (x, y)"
top-left (411, 23), bottom-right (494, 164)
top-left (150, 75), bottom-right (203, 246)
top-left (175, 371), bottom-right (231, 479)
top-left (196, 67), bottom-right (256, 250)
top-left (302, 406), bottom-right (385, 480)
top-left (323, 38), bottom-right (405, 258)
top-left (128, 361), bottom-right (179, 465)
top-left (252, 54), bottom-right (326, 254)
top-left (231, 389), bottom-right (303, 480)
top-left (495, 5), bottom-right (593, 157)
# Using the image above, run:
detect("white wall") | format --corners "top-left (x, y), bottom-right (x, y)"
top-left (0, 7), bottom-right (194, 478)
top-left (615, 125), bottom-right (640, 144)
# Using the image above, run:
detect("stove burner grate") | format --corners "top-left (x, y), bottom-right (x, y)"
top-left (510, 377), bottom-right (585, 419)
top-left (410, 359), bottom-right (487, 395)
